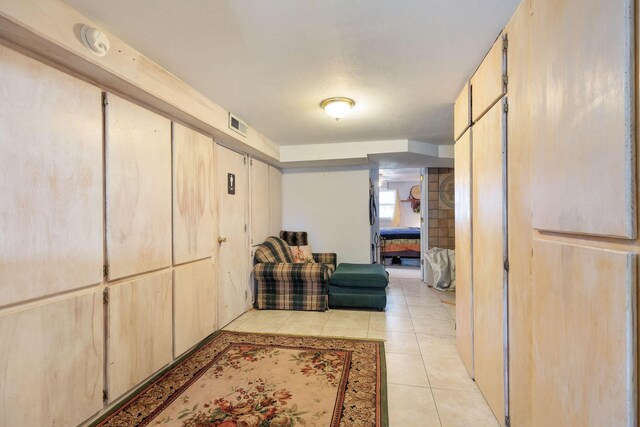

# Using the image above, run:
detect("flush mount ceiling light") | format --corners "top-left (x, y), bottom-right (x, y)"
top-left (320, 97), bottom-right (356, 121)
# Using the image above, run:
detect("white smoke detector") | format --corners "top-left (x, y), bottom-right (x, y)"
top-left (80, 25), bottom-right (110, 57)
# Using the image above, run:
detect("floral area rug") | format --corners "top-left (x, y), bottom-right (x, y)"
top-left (95, 331), bottom-right (387, 427)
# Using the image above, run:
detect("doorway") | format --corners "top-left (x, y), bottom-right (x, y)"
top-left (378, 168), bottom-right (423, 272)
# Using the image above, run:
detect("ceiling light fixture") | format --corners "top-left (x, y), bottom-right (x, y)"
top-left (320, 97), bottom-right (355, 121)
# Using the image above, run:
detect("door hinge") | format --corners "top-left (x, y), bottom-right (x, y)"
top-left (102, 92), bottom-right (108, 107)
top-left (505, 415), bottom-right (511, 427)
top-left (503, 74), bottom-right (509, 86)
top-left (244, 224), bottom-right (247, 232)
top-left (243, 157), bottom-right (247, 165)
top-left (103, 264), bottom-right (109, 279)
top-left (420, 259), bottom-right (424, 265)
top-left (103, 389), bottom-right (109, 403)
top-left (503, 36), bottom-right (508, 51)
top-left (103, 288), bottom-right (109, 304)
top-left (504, 257), bottom-right (510, 272)
top-left (420, 217), bottom-right (424, 224)
top-left (503, 99), bottom-right (509, 113)
top-left (250, 159), bottom-right (253, 165)
top-left (245, 290), bottom-right (248, 301)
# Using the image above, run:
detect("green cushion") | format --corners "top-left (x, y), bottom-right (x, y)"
top-left (328, 286), bottom-right (387, 310)
top-left (329, 263), bottom-right (388, 289)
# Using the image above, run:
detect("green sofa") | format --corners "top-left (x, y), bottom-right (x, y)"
top-left (328, 263), bottom-right (389, 310)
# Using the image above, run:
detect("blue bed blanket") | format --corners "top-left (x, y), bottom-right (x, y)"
top-left (380, 227), bottom-right (420, 240)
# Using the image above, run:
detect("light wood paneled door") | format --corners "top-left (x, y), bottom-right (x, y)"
top-left (0, 290), bottom-right (104, 427)
top-left (454, 83), bottom-right (471, 141)
top-left (531, 240), bottom-right (636, 426)
top-left (471, 34), bottom-right (506, 122)
top-left (0, 44), bottom-right (103, 307)
top-left (105, 94), bottom-right (172, 280)
top-left (455, 129), bottom-right (473, 377)
top-left (504, 3), bottom-right (534, 424)
top-left (216, 145), bottom-right (250, 327)
top-left (173, 123), bottom-right (215, 265)
top-left (251, 159), bottom-right (271, 246)
top-left (531, 0), bottom-right (635, 238)
top-left (106, 272), bottom-right (173, 400)
top-left (173, 260), bottom-right (216, 357)
top-left (269, 166), bottom-right (283, 236)
top-left (472, 100), bottom-right (507, 425)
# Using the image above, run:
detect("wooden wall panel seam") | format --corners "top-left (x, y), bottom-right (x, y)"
top-left (471, 93), bottom-right (506, 128)
top-left (625, 252), bottom-right (637, 426)
top-left (501, 96), bottom-right (510, 424)
top-left (623, 0), bottom-right (636, 240)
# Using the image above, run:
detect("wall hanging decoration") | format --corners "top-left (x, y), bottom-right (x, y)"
top-left (409, 184), bottom-right (421, 213)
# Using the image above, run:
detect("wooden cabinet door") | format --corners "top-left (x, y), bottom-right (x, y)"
top-left (173, 260), bottom-right (216, 357)
top-left (454, 83), bottom-right (471, 141)
top-left (0, 44), bottom-right (103, 307)
top-left (269, 166), bottom-right (283, 236)
top-left (107, 272), bottom-right (173, 400)
top-left (0, 290), bottom-right (103, 426)
top-left (216, 145), bottom-right (250, 327)
top-left (455, 129), bottom-right (474, 377)
top-left (531, 240), bottom-right (636, 426)
top-left (472, 99), bottom-right (507, 425)
top-left (251, 159), bottom-right (270, 246)
top-left (471, 34), bottom-right (506, 122)
top-left (172, 122), bottom-right (215, 265)
top-left (531, 0), bottom-right (635, 238)
top-left (105, 94), bottom-right (172, 280)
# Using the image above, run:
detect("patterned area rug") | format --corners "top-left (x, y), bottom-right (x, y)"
top-left (95, 331), bottom-right (387, 427)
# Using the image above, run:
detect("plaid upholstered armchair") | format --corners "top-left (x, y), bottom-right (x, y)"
top-left (253, 236), bottom-right (337, 311)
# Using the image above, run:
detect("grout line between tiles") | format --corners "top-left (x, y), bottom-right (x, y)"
top-left (409, 288), bottom-right (445, 427)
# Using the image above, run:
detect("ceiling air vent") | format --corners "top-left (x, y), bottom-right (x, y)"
top-left (228, 113), bottom-right (248, 137)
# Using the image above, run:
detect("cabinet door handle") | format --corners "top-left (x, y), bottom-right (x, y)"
top-left (218, 237), bottom-right (227, 244)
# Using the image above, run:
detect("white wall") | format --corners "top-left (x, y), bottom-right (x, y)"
top-left (380, 181), bottom-right (422, 227)
top-left (282, 166), bottom-right (371, 263)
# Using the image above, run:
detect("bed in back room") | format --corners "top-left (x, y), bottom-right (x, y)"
top-left (380, 226), bottom-right (421, 263)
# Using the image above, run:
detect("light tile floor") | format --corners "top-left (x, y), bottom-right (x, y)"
top-left (223, 266), bottom-right (498, 427)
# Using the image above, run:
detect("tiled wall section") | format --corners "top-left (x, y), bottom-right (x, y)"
top-left (427, 168), bottom-right (455, 249)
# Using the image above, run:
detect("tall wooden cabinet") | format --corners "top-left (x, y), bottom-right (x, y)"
top-left (455, 0), bottom-right (638, 425)
top-left (527, 0), bottom-right (637, 425)
top-left (455, 33), bottom-right (509, 426)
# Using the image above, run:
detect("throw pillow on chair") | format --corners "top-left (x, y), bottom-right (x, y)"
top-left (291, 245), bottom-right (316, 263)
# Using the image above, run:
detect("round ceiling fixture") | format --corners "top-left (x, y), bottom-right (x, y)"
top-left (80, 25), bottom-right (110, 57)
top-left (320, 97), bottom-right (355, 121)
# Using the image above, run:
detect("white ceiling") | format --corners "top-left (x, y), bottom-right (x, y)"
top-left (65, 0), bottom-right (519, 146)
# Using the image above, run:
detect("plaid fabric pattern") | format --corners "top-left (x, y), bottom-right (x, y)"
top-left (254, 263), bottom-right (329, 311)
top-left (313, 252), bottom-right (337, 273)
top-left (254, 236), bottom-right (294, 263)
top-left (279, 230), bottom-right (308, 246)
top-left (253, 236), bottom-right (331, 311)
